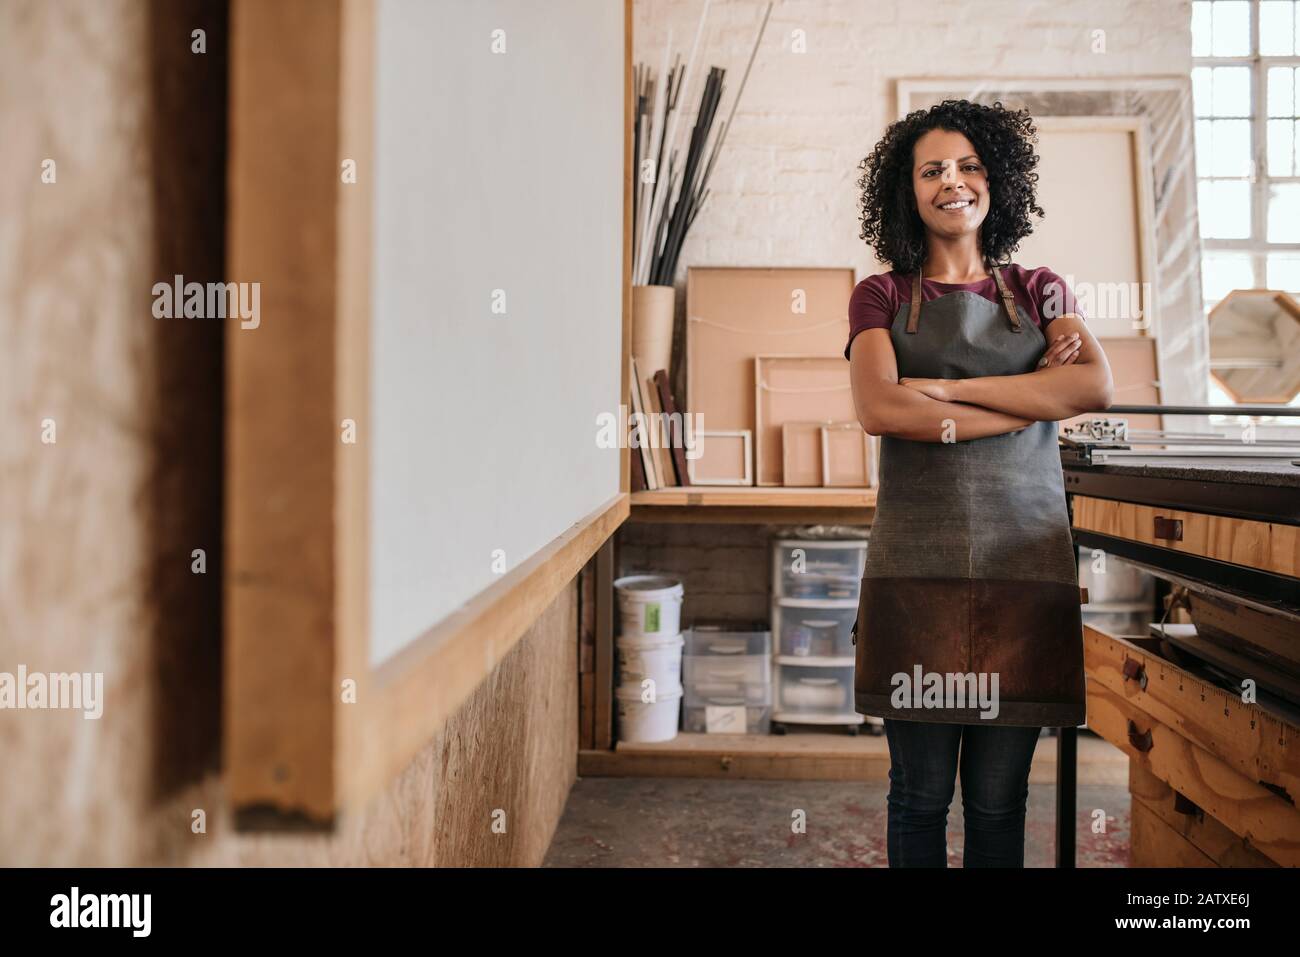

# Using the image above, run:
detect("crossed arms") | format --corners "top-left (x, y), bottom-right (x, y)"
top-left (847, 314), bottom-right (1114, 443)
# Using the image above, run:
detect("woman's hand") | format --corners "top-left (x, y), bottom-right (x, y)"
top-left (1038, 332), bottom-right (1081, 368)
top-left (898, 377), bottom-right (956, 402)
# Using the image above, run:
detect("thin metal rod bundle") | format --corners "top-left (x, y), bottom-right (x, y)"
top-left (631, 1), bottom-right (773, 287)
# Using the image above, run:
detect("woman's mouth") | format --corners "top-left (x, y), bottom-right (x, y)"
top-left (937, 198), bottom-right (974, 212)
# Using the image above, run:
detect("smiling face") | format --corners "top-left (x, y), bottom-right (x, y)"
top-left (912, 127), bottom-right (990, 247)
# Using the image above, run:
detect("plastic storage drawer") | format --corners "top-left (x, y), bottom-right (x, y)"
top-left (684, 653), bottom-right (770, 687)
top-left (683, 704), bottom-right (771, 734)
top-left (774, 602), bottom-right (857, 658)
top-left (685, 678), bottom-right (772, 709)
top-left (684, 628), bottom-right (770, 657)
top-left (772, 539), bottom-right (867, 600)
top-left (775, 662), bottom-right (854, 716)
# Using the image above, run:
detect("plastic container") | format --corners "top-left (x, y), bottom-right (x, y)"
top-left (615, 633), bottom-right (684, 693)
top-left (685, 678), bottom-right (771, 708)
top-left (614, 575), bottom-right (684, 638)
top-left (683, 626), bottom-right (771, 685)
top-left (772, 539), bottom-right (868, 600)
top-left (683, 703), bottom-right (771, 734)
top-left (683, 653), bottom-right (770, 686)
top-left (615, 685), bottom-right (682, 743)
top-left (773, 601), bottom-right (857, 658)
top-left (683, 627), bottom-right (770, 657)
top-left (775, 662), bottom-right (854, 715)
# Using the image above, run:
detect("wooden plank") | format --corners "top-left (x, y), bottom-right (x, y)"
top-left (579, 731), bottom-right (1115, 783)
top-left (594, 537), bottom-right (615, 750)
top-left (345, 494), bottom-right (626, 807)
top-left (1130, 795), bottom-right (1217, 867)
top-left (1073, 495), bottom-right (1299, 578)
top-left (620, 0), bottom-right (632, 498)
top-left (1083, 624), bottom-right (1300, 801)
top-left (631, 485), bottom-right (876, 525)
top-left (633, 486), bottom-right (877, 507)
top-left (578, 558), bottom-right (597, 750)
top-left (225, 0), bottom-right (343, 823)
top-left (1130, 763), bottom-right (1277, 867)
top-left (631, 506), bottom-right (876, 526)
top-left (1188, 590), bottom-right (1300, 666)
top-left (582, 733), bottom-right (893, 780)
top-left (1086, 681), bottom-right (1300, 865)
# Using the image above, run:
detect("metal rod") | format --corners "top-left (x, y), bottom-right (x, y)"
top-left (1102, 404), bottom-right (1300, 416)
top-left (1089, 447), bottom-right (1300, 460)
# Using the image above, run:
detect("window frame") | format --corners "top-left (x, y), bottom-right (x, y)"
top-left (1194, 0), bottom-right (1300, 309)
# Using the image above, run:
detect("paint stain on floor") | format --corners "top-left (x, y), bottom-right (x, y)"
top-left (545, 768), bottom-right (1130, 867)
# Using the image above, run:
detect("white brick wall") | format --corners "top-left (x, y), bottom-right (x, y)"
top-left (634, 0), bottom-right (1193, 284)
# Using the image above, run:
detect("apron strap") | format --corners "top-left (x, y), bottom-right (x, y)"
top-left (991, 264), bottom-right (1022, 332)
top-left (905, 270), bottom-right (922, 333)
top-left (906, 265), bottom-right (1022, 333)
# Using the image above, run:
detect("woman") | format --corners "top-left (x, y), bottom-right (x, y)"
top-left (845, 99), bottom-right (1113, 867)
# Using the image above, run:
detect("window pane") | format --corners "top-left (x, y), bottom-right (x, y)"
top-left (1267, 118), bottom-right (1297, 175)
top-left (1268, 183), bottom-right (1300, 241)
top-left (1210, 66), bottom-right (1251, 117)
top-left (1267, 67), bottom-right (1296, 117)
top-left (1193, 67), bottom-right (1213, 117)
top-left (1202, 250), bottom-right (1255, 303)
top-left (1260, 1), bottom-right (1296, 56)
top-left (1192, 1), bottom-right (1214, 56)
top-left (1212, 1), bottom-right (1252, 56)
top-left (1199, 179), bottom-right (1252, 238)
top-left (1207, 118), bottom-right (1253, 175)
top-left (1195, 118), bottom-right (1213, 175)
top-left (1267, 252), bottom-right (1300, 295)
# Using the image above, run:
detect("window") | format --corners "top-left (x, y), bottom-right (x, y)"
top-left (1194, 1), bottom-right (1300, 416)
top-left (1193, 1), bottom-right (1300, 311)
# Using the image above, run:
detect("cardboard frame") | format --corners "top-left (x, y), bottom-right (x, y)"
top-left (753, 354), bottom-right (856, 486)
top-left (687, 429), bottom-right (753, 485)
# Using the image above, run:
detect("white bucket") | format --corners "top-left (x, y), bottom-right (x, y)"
top-left (616, 633), bottom-right (684, 692)
top-left (614, 574), bottom-right (683, 637)
top-left (615, 685), bottom-right (682, 743)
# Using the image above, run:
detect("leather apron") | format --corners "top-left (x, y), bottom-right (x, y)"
top-left (850, 265), bottom-right (1086, 728)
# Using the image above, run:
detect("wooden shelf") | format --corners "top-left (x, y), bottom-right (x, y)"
top-left (581, 729), bottom-right (891, 780)
top-left (629, 485), bottom-right (877, 524)
top-left (578, 729), bottom-right (1124, 782)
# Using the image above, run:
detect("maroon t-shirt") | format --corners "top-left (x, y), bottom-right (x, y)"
top-left (843, 263), bottom-right (1085, 360)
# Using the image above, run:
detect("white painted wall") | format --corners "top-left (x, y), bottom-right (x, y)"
top-left (636, 0), bottom-right (1193, 280)
top-left (369, 0), bottom-right (625, 665)
top-left (635, 0), bottom-right (1202, 397)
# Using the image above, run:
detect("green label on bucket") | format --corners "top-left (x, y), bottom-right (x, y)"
top-left (644, 602), bottom-right (660, 631)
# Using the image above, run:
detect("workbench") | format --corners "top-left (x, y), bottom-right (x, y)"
top-left (1064, 446), bottom-right (1300, 867)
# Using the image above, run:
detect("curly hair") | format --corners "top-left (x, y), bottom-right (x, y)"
top-left (856, 99), bottom-right (1044, 273)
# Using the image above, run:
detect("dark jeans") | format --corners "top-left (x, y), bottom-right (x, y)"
top-left (882, 717), bottom-right (1042, 867)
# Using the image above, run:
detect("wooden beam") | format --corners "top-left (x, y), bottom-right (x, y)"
top-left (225, 0), bottom-right (343, 823)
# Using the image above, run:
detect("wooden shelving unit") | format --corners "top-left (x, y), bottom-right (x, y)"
top-left (582, 485), bottom-right (879, 769)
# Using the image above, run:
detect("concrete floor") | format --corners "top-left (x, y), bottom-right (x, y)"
top-left (545, 731), bottom-right (1131, 867)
